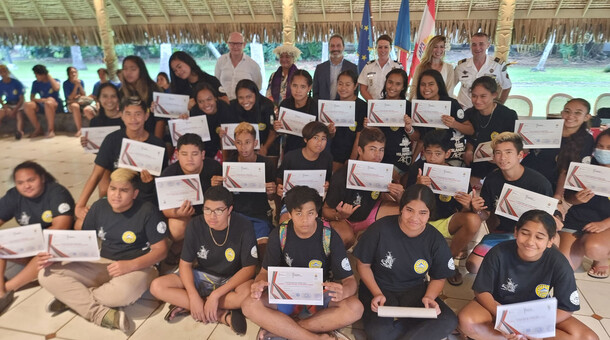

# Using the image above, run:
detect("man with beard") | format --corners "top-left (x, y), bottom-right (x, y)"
top-left (313, 35), bottom-right (358, 100)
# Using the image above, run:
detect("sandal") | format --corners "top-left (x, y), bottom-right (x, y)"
top-left (163, 304), bottom-right (189, 322)
top-left (454, 251), bottom-right (468, 261)
top-left (587, 265), bottom-right (609, 279)
top-left (257, 327), bottom-right (287, 340)
top-left (223, 309), bottom-right (247, 335)
top-left (447, 268), bottom-right (464, 286)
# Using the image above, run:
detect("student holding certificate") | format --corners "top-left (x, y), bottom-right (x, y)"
top-left (467, 132), bottom-right (553, 274)
top-left (74, 97), bottom-right (167, 229)
top-left (0, 162), bottom-right (74, 313)
top-left (277, 121), bottom-right (333, 222)
top-left (323, 127), bottom-right (403, 248)
top-left (169, 51), bottom-right (228, 108)
top-left (354, 184), bottom-right (458, 340)
top-left (150, 186), bottom-right (256, 335)
top-left (242, 186), bottom-right (363, 340)
top-left (406, 130), bottom-right (481, 285)
top-left (38, 169), bottom-right (168, 334)
top-left (463, 76), bottom-right (517, 189)
top-left (87, 83), bottom-right (123, 128)
top-left (160, 134), bottom-right (221, 264)
top-left (560, 129), bottom-right (610, 279)
top-left (458, 210), bottom-right (597, 340)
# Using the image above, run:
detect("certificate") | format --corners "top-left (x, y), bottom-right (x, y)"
top-left (411, 100), bottom-right (451, 129)
top-left (283, 170), bottom-right (326, 197)
top-left (422, 163), bottom-right (471, 196)
top-left (220, 123), bottom-right (260, 150)
top-left (223, 162), bottom-right (266, 193)
top-left (117, 138), bottom-right (165, 176)
top-left (495, 184), bottom-right (559, 221)
top-left (514, 120), bottom-right (564, 149)
top-left (155, 174), bottom-right (204, 210)
top-left (378, 306), bottom-right (438, 319)
top-left (367, 100), bottom-right (406, 127)
top-left (317, 100), bottom-right (355, 127)
top-left (44, 230), bottom-right (100, 262)
top-left (152, 92), bottom-right (190, 118)
top-left (473, 142), bottom-right (493, 163)
top-left (168, 115), bottom-right (211, 147)
top-left (268, 266), bottom-right (323, 306)
top-left (81, 126), bottom-right (121, 153)
top-left (0, 224), bottom-right (45, 259)
top-left (495, 298), bottom-right (557, 338)
top-left (564, 162), bottom-right (610, 197)
top-left (345, 160), bottom-right (393, 192)
top-left (276, 107), bottom-right (316, 137)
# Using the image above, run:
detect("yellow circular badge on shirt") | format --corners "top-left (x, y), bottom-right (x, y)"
top-left (12, 89), bottom-right (18, 95)
top-left (371, 191), bottom-right (380, 200)
top-left (349, 122), bottom-right (357, 132)
top-left (390, 126), bottom-right (399, 131)
top-left (535, 284), bottom-right (550, 298)
top-left (122, 231), bottom-right (136, 244)
top-left (413, 259), bottom-right (429, 274)
top-left (439, 195), bottom-right (452, 202)
top-left (491, 131), bottom-right (499, 140)
top-left (41, 210), bottom-right (53, 223)
top-left (259, 123), bottom-right (266, 131)
top-left (225, 248), bottom-right (235, 262)
top-left (215, 127), bottom-right (221, 134)
top-left (309, 260), bottom-right (323, 268)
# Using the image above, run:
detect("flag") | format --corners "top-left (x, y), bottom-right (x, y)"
top-left (395, 0), bottom-right (411, 67)
top-left (409, 0), bottom-right (436, 83)
top-left (357, 0), bottom-right (374, 73)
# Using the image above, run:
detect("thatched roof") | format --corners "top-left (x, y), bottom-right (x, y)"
top-left (0, 0), bottom-right (608, 45)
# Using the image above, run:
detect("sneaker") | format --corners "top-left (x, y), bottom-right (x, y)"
top-left (328, 329), bottom-right (350, 340)
top-left (45, 298), bottom-right (69, 316)
top-left (101, 308), bottom-right (134, 334)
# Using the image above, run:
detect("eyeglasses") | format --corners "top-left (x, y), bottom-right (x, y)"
top-left (203, 207), bottom-right (229, 216)
top-left (228, 42), bottom-right (244, 46)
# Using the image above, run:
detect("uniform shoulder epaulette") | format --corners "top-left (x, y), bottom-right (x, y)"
top-left (367, 59), bottom-right (375, 65)
top-left (458, 58), bottom-right (467, 65)
top-left (494, 57), bottom-right (506, 65)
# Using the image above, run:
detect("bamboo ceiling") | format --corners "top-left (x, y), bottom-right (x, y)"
top-left (0, 0), bottom-right (608, 45)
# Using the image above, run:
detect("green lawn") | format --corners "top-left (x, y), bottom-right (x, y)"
top-left (5, 58), bottom-right (609, 117)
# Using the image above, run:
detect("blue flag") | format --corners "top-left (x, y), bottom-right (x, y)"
top-left (357, 0), bottom-right (373, 73)
top-left (395, 0), bottom-right (411, 53)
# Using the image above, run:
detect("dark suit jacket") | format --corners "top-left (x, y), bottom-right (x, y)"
top-left (312, 59), bottom-right (358, 100)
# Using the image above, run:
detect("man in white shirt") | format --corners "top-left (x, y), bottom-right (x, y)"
top-left (215, 32), bottom-right (263, 100)
top-left (454, 32), bottom-right (512, 109)
top-left (313, 35), bottom-right (358, 100)
top-left (358, 35), bottom-right (403, 101)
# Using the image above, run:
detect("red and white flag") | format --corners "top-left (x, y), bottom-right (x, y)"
top-left (408, 0), bottom-right (436, 83)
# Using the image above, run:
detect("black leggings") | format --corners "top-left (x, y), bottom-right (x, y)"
top-left (359, 282), bottom-right (458, 340)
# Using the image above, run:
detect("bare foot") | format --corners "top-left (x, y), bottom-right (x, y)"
top-left (46, 131), bottom-right (56, 138)
top-left (29, 128), bottom-right (43, 138)
top-left (74, 130), bottom-right (82, 137)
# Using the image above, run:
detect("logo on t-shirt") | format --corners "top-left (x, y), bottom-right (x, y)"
top-left (251, 245), bottom-right (258, 259)
top-left (501, 278), bottom-right (518, 293)
top-left (535, 284), bottom-right (550, 298)
top-left (284, 253), bottom-right (293, 266)
top-left (156, 221), bottom-right (167, 234)
top-left (41, 210), bottom-right (53, 223)
top-left (58, 203), bottom-right (70, 214)
top-left (309, 260), bottom-right (322, 268)
top-left (457, 109), bottom-right (465, 119)
top-left (380, 251), bottom-right (395, 269)
top-left (225, 248), bottom-right (235, 262)
top-left (121, 231), bottom-right (136, 244)
top-left (98, 227), bottom-right (107, 241)
top-left (197, 245), bottom-right (209, 259)
top-left (341, 257), bottom-right (352, 271)
top-left (371, 191), bottom-right (380, 200)
top-left (491, 131), bottom-right (499, 140)
top-left (18, 211), bottom-right (31, 225)
top-left (448, 258), bottom-right (455, 270)
top-left (439, 195), bottom-right (452, 202)
top-left (259, 123), bottom-right (266, 131)
top-left (570, 290), bottom-right (580, 306)
top-left (413, 259), bottom-right (429, 274)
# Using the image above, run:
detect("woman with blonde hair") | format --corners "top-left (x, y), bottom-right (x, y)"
top-left (409, 35), bottom-right (456, 99)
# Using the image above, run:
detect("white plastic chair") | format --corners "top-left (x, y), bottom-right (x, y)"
top-left (546, 93), bottom-right (573, 117)
top-left (594, 93), bottom-right (610, 118)
top-left (505, 95), bottom-right (533, 118)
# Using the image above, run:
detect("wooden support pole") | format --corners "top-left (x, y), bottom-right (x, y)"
top-left (93, 0), bottom-right (120, 81)
top-left (494, 0), bottom-right (516, 62)
top-left (282, 0), bottom-right (296, 44)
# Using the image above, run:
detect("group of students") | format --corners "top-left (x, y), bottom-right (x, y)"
top-left (0, 42), bottom-right (607, 339)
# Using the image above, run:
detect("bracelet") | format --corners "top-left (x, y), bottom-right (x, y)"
top-left (406, 126), bottom-right (415, 135)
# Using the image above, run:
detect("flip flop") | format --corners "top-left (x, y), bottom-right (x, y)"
top-left (257, 327), bottom-right (287, 340)
top-left (163, 304), bottom-right (189, 322)
top-left (448, 268), bottom-right (464, 286)
top-left (587, 265), bottom-right (609, 279)
top-left (223, 309), bottom-right (247, 335)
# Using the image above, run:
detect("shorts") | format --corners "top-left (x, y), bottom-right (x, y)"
top-left (346, 200), bottom-right (382, 233)
top-left (471, 233), bottom-right (515, 257)
top-left (36, 101), bottom-right (65, 114)
top-left (428, 215), bottom-right (454, 238)
top-left (241, 214), bottom-right (272, 240)
top-left (192, 269), bottom-right (230, 298)
top-left (276, 290), bottom-right (332, 318)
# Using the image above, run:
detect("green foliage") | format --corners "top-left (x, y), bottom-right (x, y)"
top-left (25, 46), bottom-right (70, 59)
top-left (558, 44), bottom-right (575, 63)
top-left (296, 42), bottom-right (322, 61)
top-left (114, 44), bottom-right (135, 57)
top-left (604, 64), bottom-right (610, 73)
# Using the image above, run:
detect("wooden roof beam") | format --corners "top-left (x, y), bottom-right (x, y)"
top-left (30, 1), bottom-right (45, 25)
top-left (555, 0), bottom-right (565, 16)
top-left (0, 1), bottom-right (13, 27)
top-left (152, 0), bottom-right (171, 22)
top-left (349, 0), bottom-right (353, 20)
top-left (107, 0), bottom-right (128, 24)
top-left (177, 0), bottom-right (193, 22)
top-left (527, 0), bottom-right (536, 16)
top-left (467, 0), bottom-right (474, 18)
top-left (583, 0), bottom-right (594, 16)
top-left (199, 0), bottom-right (215, 22)
top-left (56, 0), bottom-right (75, 26)
top-left (222, 0), bottom-right (234, 21)
top-left (131, 0), bottom-right (149, 23)
top-left (268, 0), bottom-right (276, 20)
top-left (320, 0), bottom-right (326, 20)
top-left (245, 0), bottom-right (255, 19)
top-left (294, 2), bottom-right (298, 22)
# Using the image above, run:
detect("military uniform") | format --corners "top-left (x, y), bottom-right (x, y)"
top-left (454, 56), bottom-right (511, 109)
top-left (357, 59), bottom-right (403, 100)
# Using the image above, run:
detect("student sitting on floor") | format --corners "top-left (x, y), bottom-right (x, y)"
top-left (160, 133), bottom-right (221, 264)
top-left (467, 132), bottom-right (553, 274)
top-left (458, 210), bottom-right (598, 340)
top-left (242, 186), bottom-right (363, 340)
top-left (322, 127), bottom-right (403, 248)
top-left (38, 168), bottom-right (168, 334)
top-left (150, 186), bottom-right (256, 335)
top-left (406, 130), bottom-right (481, 286)
top-left (354, 184), bottom-right (458, 340)
top-left (0, 161), bottom-right (74, 313)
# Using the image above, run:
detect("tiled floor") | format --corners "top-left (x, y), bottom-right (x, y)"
top-left (0, 134), bottom-right (609, 339)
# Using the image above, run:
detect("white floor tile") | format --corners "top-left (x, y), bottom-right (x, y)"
top-left (0, 328), bottom-right (46, 339)
top-left (573, 315), bottom-right (610, 340)
top-left (207, 317), bottom-right (258, 340)
top-left (444, 298), bottom-right (470, 315)
top-left (574, 287), bottom-right (594, 316)
top-left (129, 302), bottom-right (216, 340)
top-left (442, 269), bottom-right (475, 300)
top-left (337, 327), bottom-right (366, 340)
top-left (8, 286), bottom-right (42, 312)
top-left (600, 319), bottom-right (610, 340)
top-left (577, 280), bottom-right (610, 318)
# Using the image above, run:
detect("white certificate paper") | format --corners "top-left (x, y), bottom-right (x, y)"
top-left (317, 100), bottom-right (355, 127)
top-left (81, 126), bottom-right (121, 153)
top-left (411, 100), bottom-right (451, 129)
top-left (276, 107), bottom-right (316, 137)
top-left (564, 162), bottom-right (610, 197)
top-left (44, 230), bottom-right (100, 262)
top-left (168, 115), bottom-right (211, 147)
top-left (152, 92), bottom-right (190, 118)
top-left (118, 138), bottom-right (165, 176)
top-left (515, 120), bottom-right (564, 149)
top-left (268, 266), bottom-right (323, 306)
top-left (473, 142), bottom-right (493, 163)
top-left (422, 163), bottom-right (471, 196)
top-left (495, 298), bottom-right (557, 338)
top-left (283, 170), bottom-right (326, 197)
top-left (367, 100), bottom-right (406, 127)
top-left (220, 123), bottom-right (260, 150)
top-left (0, 224), bottom-right (45, 259)
top-left (345, 160), bottom-right (393, 192)
top-left (155, 174), bottom-right (204, 210)
top-left (495, 184), bottom-right (559, 221)
top-left (223, 162), bottom-right (266, 193)
top-left (378, 306), bottom-right (438, 319)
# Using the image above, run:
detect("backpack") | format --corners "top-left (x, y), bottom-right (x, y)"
top-left (278, 219), bottom-right (331, 257)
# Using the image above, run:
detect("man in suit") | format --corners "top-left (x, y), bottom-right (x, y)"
top-left (313, 35), bottom-right (358, 100)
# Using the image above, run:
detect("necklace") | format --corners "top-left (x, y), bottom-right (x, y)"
top-left (209, 220), bottom-right (230, 246)
top-left (479, 104), bottom-right (497, 129)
